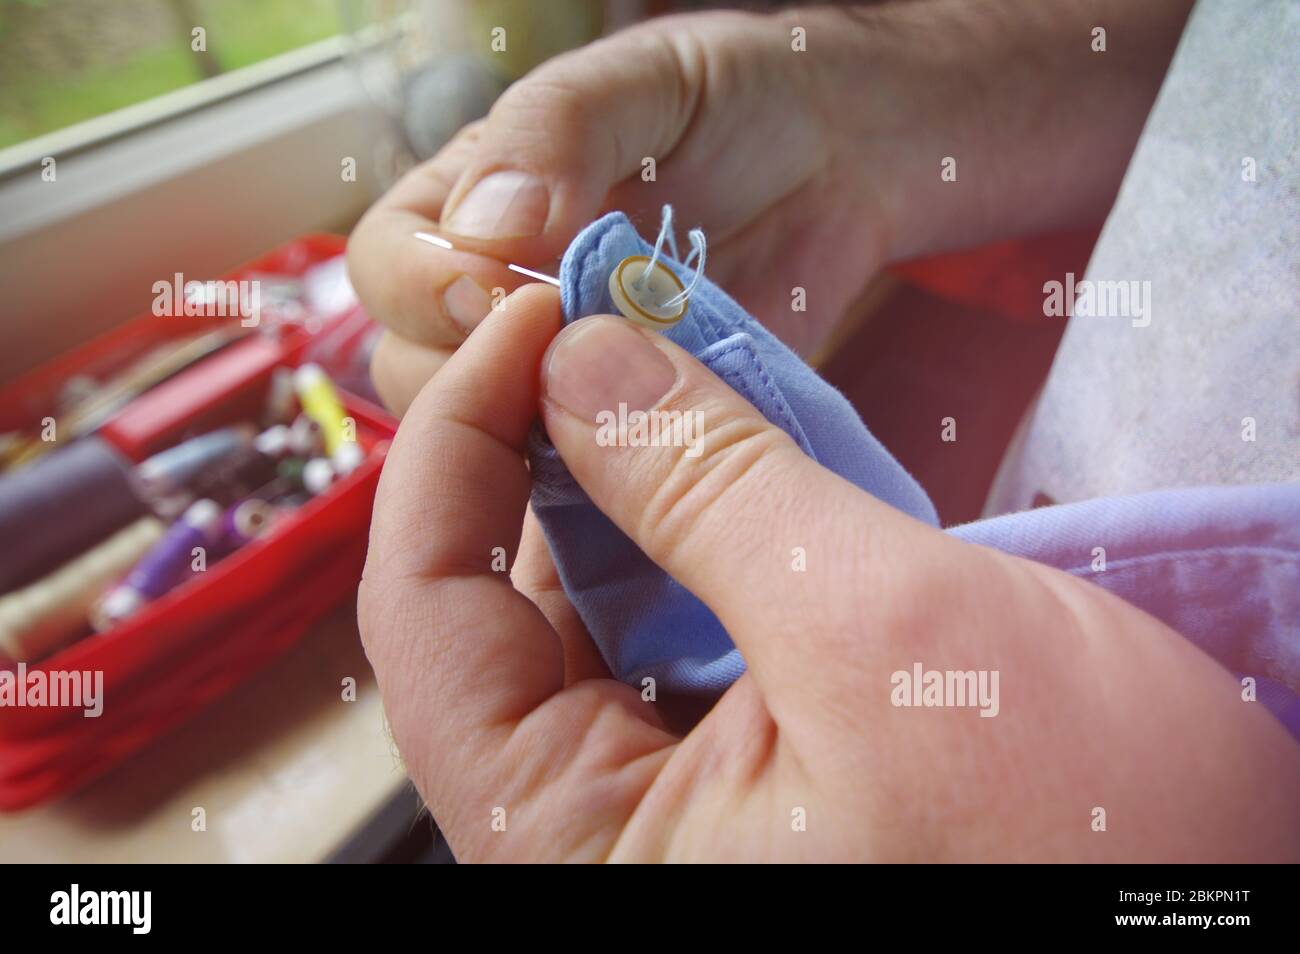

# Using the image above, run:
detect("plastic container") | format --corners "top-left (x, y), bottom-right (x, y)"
top-left (0, 235), bottom-right (395, 810)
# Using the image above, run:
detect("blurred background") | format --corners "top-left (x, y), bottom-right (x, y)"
top-left (0, 0), bottom-right (340, 150)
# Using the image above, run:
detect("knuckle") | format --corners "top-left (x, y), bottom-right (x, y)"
top-left (491, 72), bottom-right (591, 148)
top-left (637, 411), bottom-right (793, 568)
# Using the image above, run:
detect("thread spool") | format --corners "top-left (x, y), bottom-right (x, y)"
top-left (92, 499), bottom-right (223, 630)
top-left (218, 498), bottom-right (277, 553)
top-left (289, 414), bottom-right (324, 457)
top-left (0, 516), bottom-right (164, 663)
top-left (187, 442), bottom-right (280, 504)
top-left (264, 367), bottom-right (297, 426)
top-left (302, 458), bottom-right (337, 496)
top-left (133, 425), bottom-right (255, 499)
top-left (276, 457), bottom-right (308, 492)
top-left (0, 436), bottom-right (148, 595)
top-left (332, 441), bottom-right (365, 476)
top-left (1, 330), bottom-right (240, 474)
top-left (275, 456), bottom-right (337, 497)
top-left (293, 364), bottom-right (348, 457)
top-left (254, 424), bottom-right (292, 458)
top-left (243, 476), bottom-right (292, 507)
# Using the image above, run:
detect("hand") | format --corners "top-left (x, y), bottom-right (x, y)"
top-left (348, 2), bottom-right (1193, 420)
top-left (348, 7), bottom-right (905, 416)
top-left (358, 285), bottom-right (1300, 862)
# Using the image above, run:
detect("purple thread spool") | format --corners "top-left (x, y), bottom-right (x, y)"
top-left (93, 499), bottom-right (222, 628)
top-left (0, 436), bottom-right (147, 594)
top-left (216, 498), bottom-right (276, 555)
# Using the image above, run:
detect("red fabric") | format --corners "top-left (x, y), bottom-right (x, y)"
top-left (890, 230), bottom-right (1101, 325)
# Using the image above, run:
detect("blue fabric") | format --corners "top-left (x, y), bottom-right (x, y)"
top-left (530, 212), bottom-right (1300, 739)
top-left (529, 212), bottom-right (936, 694)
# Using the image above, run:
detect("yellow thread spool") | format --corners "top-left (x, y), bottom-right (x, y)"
top-left (293, 364), bottom-right (348, 457)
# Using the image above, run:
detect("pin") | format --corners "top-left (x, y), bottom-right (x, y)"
top-left (413, 231), bottom-right (561, 286)
top-left (413, 206), bottom-right (706, 332)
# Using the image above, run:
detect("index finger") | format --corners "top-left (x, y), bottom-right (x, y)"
top-left (360, 284), bottom-right (566, 776)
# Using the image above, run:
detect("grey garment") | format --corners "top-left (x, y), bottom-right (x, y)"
top-left (986, 0), bottom-right (1299, 515)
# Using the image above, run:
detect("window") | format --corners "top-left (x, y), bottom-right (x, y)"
top-left (0, 0), bottom-right (342, 151)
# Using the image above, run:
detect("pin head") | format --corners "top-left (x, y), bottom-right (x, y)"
top-left (608, 255), bottom-right (687, 329)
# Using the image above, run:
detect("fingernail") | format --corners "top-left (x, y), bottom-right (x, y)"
top-left (444, 170), bottom-right (549, 239)
top-left (442, 275), bottom-right (492, 333)
top-left (545, 318), bottom-right (677, 423)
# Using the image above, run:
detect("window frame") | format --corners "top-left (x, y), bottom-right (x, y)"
top-left (0, 36), bottom-right (390, 385)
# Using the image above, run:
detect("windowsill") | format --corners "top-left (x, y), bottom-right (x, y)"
top-left (0, 35), bottom-right (353, 182)
top-left (0, 46), bottom-right (388, 385)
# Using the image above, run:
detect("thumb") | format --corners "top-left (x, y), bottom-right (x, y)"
top-left (538, 315), bottom-right (936, 697)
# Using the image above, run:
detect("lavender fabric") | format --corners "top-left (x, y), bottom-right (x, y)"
top-left (952, 483), bottom-right (1300, 735)
top-left (528, 212), bottom-right (1300, 741)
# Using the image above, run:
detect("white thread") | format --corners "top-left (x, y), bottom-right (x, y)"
top-left (663, 229), bottom-right (706, 309)
top-left (636, 205), bottom-right (675, 290)
top-left (636, 205), bottom-right (707, 309)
